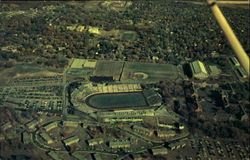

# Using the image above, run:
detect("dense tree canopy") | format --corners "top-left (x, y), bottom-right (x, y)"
top-left (0, 1), bottom-right (249, 65)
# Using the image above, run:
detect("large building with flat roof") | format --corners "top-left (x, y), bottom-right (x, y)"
top-left (43, 121), bottom-right (58, 132)
top-left (22, 132), bottom-right (31, 144)
top-left (103, 118), bottom-right (143, 122)
top-left (93, 153), bottom-right (102, 160)
top-left (109, 140), bottom-right (131, 149)
top-left (236, 67), bottom-right (247, 78)
top-left (47, 151), bottom-right (61, 160)
top-left (71, 152), bottom-right (87, 160)
top-left (230, 57), bottom-right (240, 66)
top-left (97, 109), bottom-right (155, 118)
top-left (63, 136), bottom-right (80, 146)
top-left (26, 119), bottom-right (39, 130)
top-left (62, 121), bottom-right (79, 127)
top-left (189, 60), bottom-right (208, 79)
top-left (151, 147), bottom-right (168, 155)
top-left (87, 138), bottom-right (104, 146)
top-left (40, 132), bottom-right (54, 144)
top-left (168, 141), bottom-right (186, 150)
top-left (0, 122), bottom-right (12, 131)
top-left (209, 65), bottom-right (221, 76)
top-left (0, 135), bottom-right (5, 142)
top-left (157, 130), bottom-right (176, 138)
top-left (133, 125), bottom-right (154, 136)
top-left (93, 60), bottom-right (124, 81)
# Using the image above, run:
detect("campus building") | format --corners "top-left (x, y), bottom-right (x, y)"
top-left (157, 130), bottom-right (176, 138)
top-left (22, 132), bottom-right (31, 144)
top-left (230, 57), bottom-right (240, 66)
top-left (71, 152), bottom-right (86, 160)
top-left (62, 121), bottom-right (79, 127)
top-left (133, 125), bottom-right (154, 136)
top-left (97, 109), bottom-right (155, 118)
top-left (87, 138), bottom-right (104, 146)
top-left (40, 132), bottom-right (54, 144)
top-left (208, 65), bottom-right (221, 76)
top-left (43, 121), bottom-right (58, 132)
top-left (157, 123), bottom-right (176, 129)
top-left (236, 66), bottom-right (247, 78)
top-left (0, 135), bottom-right (5, 142)
top-left (189, 60), bottom-right (208, 79)
top-left (0, 122), bottom-right (12, 131)
top-left (26, 119), bottom-right (43, 130)
top-left (6, 133), bottom-right (19, 140)
top-left (151, 147), bottom-right (168, 155)
top-left (109, 140), bottom-right (131, 149)
top-left (63, 136), bottom-right (80, 146)
top-left (47, 151), bottom-right (61, 160)
top-left (168, 141), bottom-right (186, 150)
top-left (92, 154), bottom-right (102, 160)
top-left (103, 118), bottom-right (143, 122)
top-left (132, 154), bottom-right (144, 160)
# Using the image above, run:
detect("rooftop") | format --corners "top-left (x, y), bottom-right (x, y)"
top-left (190, 60), bottom-right (208, 74)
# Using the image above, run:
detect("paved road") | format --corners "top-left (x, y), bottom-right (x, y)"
top-left (62, 59), bottom-right (73, 117)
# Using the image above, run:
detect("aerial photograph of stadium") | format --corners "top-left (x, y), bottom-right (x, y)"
top-left (0, 0), bottom-right (249, 160)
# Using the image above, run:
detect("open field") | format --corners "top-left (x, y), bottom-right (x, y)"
top-left (0, 63), bottom-right (63, 86)
top-left (86, 92), bottom-right (147, 109)
top-left (120, 31), bottom-right (137, 41)
top-left (121, 62), bottom-right (179, 83)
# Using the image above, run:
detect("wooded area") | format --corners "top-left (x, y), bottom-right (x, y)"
top-left (0, 1), bottom-right (249, 67)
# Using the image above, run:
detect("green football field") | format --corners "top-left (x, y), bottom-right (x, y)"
top-left (86, 92), bottom-right (147, 109)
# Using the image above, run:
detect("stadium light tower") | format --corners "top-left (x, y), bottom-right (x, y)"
top-left (207, 0), bottom-right (250, 76)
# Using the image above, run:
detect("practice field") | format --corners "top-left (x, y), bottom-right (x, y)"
top-left (86, 92), bottom-right (147, 109)
top-left (120, 31), bottom-right (137, 41)
top-left (120, 62), bottom-right (179, 83)
top-left (93, 60), bottom-right (124, 80)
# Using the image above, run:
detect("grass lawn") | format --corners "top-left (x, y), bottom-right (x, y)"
top-left (121, 62), bottom-right (179, 83)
